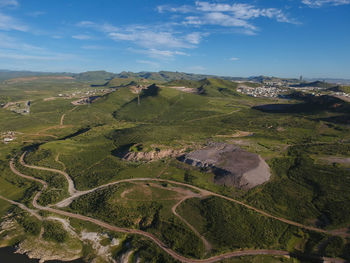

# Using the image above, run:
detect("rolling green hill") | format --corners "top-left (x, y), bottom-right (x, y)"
top-left (0, 76), bottom-right (350, 262)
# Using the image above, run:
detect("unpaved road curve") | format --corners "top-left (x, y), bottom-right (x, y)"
top-left (9, 158), bottom-right (294, 263)
top-left (9, 156), bottom-right (350, 262)
top-left (0, 195), bottom-right (42, 220)
top-left (19, 152), bottom-right (350, 238)
top-left (20, 153), bottom-right (79, 196)
top-left (172, 197), bottom-right (213, 252)
top-left (60, 106), bottom-right (77, 126)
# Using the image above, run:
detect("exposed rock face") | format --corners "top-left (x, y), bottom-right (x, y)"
top-left (123, 149), bottom-right (183, 162)
top-left (180, 142), bottom-right (270, 189)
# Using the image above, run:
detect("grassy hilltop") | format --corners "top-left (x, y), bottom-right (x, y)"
top-left (0, 74), bottom-right (349, 262)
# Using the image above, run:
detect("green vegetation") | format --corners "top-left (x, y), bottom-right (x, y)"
top-left (42, 221), bottom-right (68, 243)
top-left (245, 149), bottom-right (350, 229)
top-left (0, 75), bottom-right (350, 262)
top-left (339, 85), bottom-right (350, 93)
top-left (69, 183), bottom-right (206, 258)
top-left (15, 212), bottom-right (41, 236)
top-left (323, 237), bottom-right (344, 257)
top-left (178, 196), bottom-right (300, 252)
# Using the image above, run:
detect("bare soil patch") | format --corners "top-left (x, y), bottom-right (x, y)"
top-left (180, 142), bottom-right (270, 189)
top-left (167, 86), bottom-right (198, 93)
top-left (215, 131), bottom-right (253, 138)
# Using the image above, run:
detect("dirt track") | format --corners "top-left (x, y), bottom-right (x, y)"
top-left (172, 197), bottom-right (213, 252)
top-left (18, 152), bottom-right (350, 237)
top-left (0, 195), bottom-right (42, 220)
top-left (5, 154), bottom-right (349, 263)
top-left (60, 106), bottom-right (77, 126)
top-left (8, 159), bottom-right (294, 263)
top-left (20, 153), bottom-right (79, 196)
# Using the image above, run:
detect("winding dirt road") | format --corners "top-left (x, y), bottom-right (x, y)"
top-left (172, 196), bottom-right (213, 252)
top-left (18, 152), bottom-right (350, 238)
top-left (9, 159), bottom-right (294, 263)
top-left (0, 195), bottom-right (42, 220)
top-left (5, 153), bottom-right (349, 263)
top-left (20, 153), bottom-right (79, 196)
top-left (60, 106), bottom-right (77, 126)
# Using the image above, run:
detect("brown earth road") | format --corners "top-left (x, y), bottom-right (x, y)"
top-left (60, 106), bottom-right (77, 126)
top-left (172, 196), bottom-right (213, 252)
top-left (19, 152), bottom-right (350, 238)
top-left (59, 114), bottom-right (66, 126)
top-left (20, 153), bottom-right (79, 196)
top-left (55, 154), bottom-right (66, 171)
top-left (9, 158), bottom-right (295, 263)
top-left (0, 195), bottom-right (42, 220)
top-left (9, 155), bottom-right (350, 262)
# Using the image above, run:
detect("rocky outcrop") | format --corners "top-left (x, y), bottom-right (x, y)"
top-left (180, 142), bottom-right (270, 189)
top-left (123, 148), bottom-right (184, 162)
top-left (15, 239), bottom-right (81, 263)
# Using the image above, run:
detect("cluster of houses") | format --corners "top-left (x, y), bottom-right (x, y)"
top-left (4, 101), bottom-right (30, 115)
top-left (237, 85), bottom-right (287, 98)
top-left (332, 91), bottom-right (350, 98)
top-left (58, 88), bottom-right (115, 99)
top-left (1, 131), bottom-right (16, 144)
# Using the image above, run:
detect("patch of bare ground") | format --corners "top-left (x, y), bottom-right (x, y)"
top-left (215, 131), bottom-right (253, 138)
top-left (81, 231), bottom-right (119, 262)
top-left (43, 97), bottom-right (57, 101)
top-left (8, 152), bottom-right (350, 263)
top-left (118, 249), bottom-right (134, 263)
top-left (123, 148), bottom-right (185, 162)
top-left (172, 197), bottom-right (213, 252)
top-left (15, 238), bottom-right (81, 263)
top-left (167, 86), bottom-right (198, 93)
top-left (240, 156), bottom-right (271, 189)
top-left (229, 139), bottom-right (251, 146)
top-left (333, 95), bottom-right (350, 103)
top-left (180, 142), bottom-right (271, 189)
top-left (55, 154), bottom-right (66, 171)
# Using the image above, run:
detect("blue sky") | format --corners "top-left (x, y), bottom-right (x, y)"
top-left (0, 0), bottom-right (349, 78)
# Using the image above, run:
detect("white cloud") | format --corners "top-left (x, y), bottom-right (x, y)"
top-left (302, 0), bottom-right (350, 7)
top-left (77, 21), bottom-right (197, 59)
top-left (185, 32), bottom-right (207, 44)
top-left (77, 21), bottom-right (118, 33)
top-left (159, 1), bottom-right (297, 34)
top-left (81, 45), bottom-right (105, 50)
top-left (0, 33), bottom-right (44, 52)
top-left (157, 5), bottom-right (193, 13)
top-left (0, 51), bottom-right (75, 61)
top-left (72, 34), bottom-right (92, 40)
top-left (195, 1), bottom-right (292, 22)
top-left (186, 12), bottom-right (257, 30)
top-left (109, 30), bottom-right (195, 49)
top-left (229, 57), bottom-right (239, 61)
top-left (137, 60), bottom-right (160, 68)
top-left (0, 0), bottom-right (18, 7)
top-left (129, 47), bottom-right (188, 59)
top-left (27, 11), bottom-right (46, 17)
top-left (0, 33), bottom-right (77, 63)
top-left (0, 12), bottom-right (28, 31)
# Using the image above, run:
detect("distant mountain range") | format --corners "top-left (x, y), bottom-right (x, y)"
top-left (1, 69), bottom-right (349, 85)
